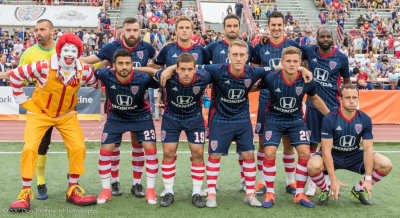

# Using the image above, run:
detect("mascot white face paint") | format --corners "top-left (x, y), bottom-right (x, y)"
top-left (59, 43), bottom-right (78, 70)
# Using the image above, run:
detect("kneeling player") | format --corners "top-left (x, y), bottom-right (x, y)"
top-left (307, 85), bottom-right (392, 206)
top-left (258, 47), bottom-right (330, 208)
top-left (95, 49), bottom-right (160, 205)
top-left (155, 53), bottom-right (211, 208)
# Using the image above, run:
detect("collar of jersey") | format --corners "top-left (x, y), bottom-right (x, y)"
top-left (318, 47), bottom-right (336, 58)
top-left (269, 37), bottom-right (285, 47)
top-left (339, 107), bottom-right (357, 122)
top-left (176, 71), bottom-right (196, 87)
top-left (228, 64), bottom-right (245, 79)
top-left (121, 39), bottom-right (141, 51)
top-left (176, 42), bottom-right (195, 51)
top-left (281, 69), bottom-right (300, 86)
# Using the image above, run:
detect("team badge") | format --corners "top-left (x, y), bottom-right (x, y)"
top-left (244, 79), bottom-right (251, 88)
top-left (161, 130), bottom-right (166, 141)
top-left (192, 53), bottom-right (198, 60)
top-left (329, 61), bottom-right (337, 70)
top-left (15, 6), bottom-right (46, 23)
top-left (296, 87), bottom-right (303, 96)
top-left (193, 86), bottom-right (200, 95)
top-left (101, 133), bottom-right (108, 143)
top-left (355, 124), bottom-right (362, 134)
top-left (265, 131), bottom-right (272, 141)
top-left (255, 123), bottom-right (261, 133)
top-left (211, 140), bottom-right (218, 151)
top-left (137, 51), bottom-right (144, 60)
top-left (131, 86), bottom-right (139, 95)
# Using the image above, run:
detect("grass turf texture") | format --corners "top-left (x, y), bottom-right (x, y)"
top-left (0, 142), bottom-right (399, 217)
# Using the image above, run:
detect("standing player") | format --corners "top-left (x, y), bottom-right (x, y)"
top-left (18, 19), bottom-right (56, 200)
top-left (258, 47), bottom-right (329, 208)
top-left (205, 14), bottom-right (254, 191)
top-left (252, 11), bottom-right (301, 195)
top-left (94, 49), bottom-right (159, 205)
top-left (302, 27), bottom-right (352, 196)
top-left (154, 53), bottom-right (211, 208)
top-left (81, 17), bottom-right (156, 198)
top-left (307, 85), bottom-right (392, 206)
top-left (9, 34), bottom-right (99, 212)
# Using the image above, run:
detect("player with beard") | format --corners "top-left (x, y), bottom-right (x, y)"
top-left (17, 19), bottom-right (56, 200)
top-left (252, 11), bottom-right (301, 196)
top-left (81, 17), bottom-right (156, 198)
top-left (302, 27), bottom-right (351, 196)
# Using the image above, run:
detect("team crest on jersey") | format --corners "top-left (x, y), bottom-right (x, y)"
top-left (193, 86), bottom-right (200, 94)
top-left (355, 124), bottom-right (362, 134)
top-left (161, 130), bottom-right (166, 141)
top-left (255, 123), bottom-right (261, 133)
top-left (101, 133), bottom-right (108, 143)
top-left (137, 51), bottom-right (144, 59)
top-left (329, 61), bottom-right (337, 70)
top-left (265, 131), bottom-right (272, 141)
top-left (296, 87), bottom-right (303, 96)
top-left (192, 53), bottom-right (198, 60)
top-left (244, 79), bottom-right (251, 88)
top-left (211, 140), bottom-right (218, 151)
top-left (131, 86), bottom-right (139, 95)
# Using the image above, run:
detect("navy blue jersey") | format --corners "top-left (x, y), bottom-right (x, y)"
top-left (259, 70), bottom-right (317, 122)
top-left (155, 68), bottom-right (212, 121)
top-left (96, 40), bottom-right (155, 67)
top-left (302, 46), bottom-right (350, 109)
top-left (201, 64), bottom-right (270, 123)
top-left (154, 42), bottom-right (208, 67)
top-left (205, 40), bottom-right (254, 64)
top-left (321, 109), bottom-right (373, 154)
top-left (94, 68), bottom-right (159, 121)
top-left (252, 38), bottom-right (300, 102)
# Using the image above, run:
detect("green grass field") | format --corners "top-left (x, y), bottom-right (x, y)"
top-left (0, 142), bottom-right (399, 217)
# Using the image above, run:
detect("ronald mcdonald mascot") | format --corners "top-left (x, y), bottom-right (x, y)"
top-left (9, 33), bottom-right (100, 212)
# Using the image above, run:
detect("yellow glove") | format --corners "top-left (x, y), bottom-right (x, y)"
top-left (21, 99), bottom-right (42, 115)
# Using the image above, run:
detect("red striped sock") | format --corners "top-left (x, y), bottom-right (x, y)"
top-left (191, 163), bottom-right (205, 195)
top-left (238, 154), bottom-right (245, 183)
top-left (99, 149), bottom-right (112, 180)
top-left (111, 145), bottom-right (120, 183)
top-left (243, 158), bottom-right (257, 195)
top-left (206, 156), bottom-right (220, 195)
top-left (309, 172), bottom-right (328, 191)
top-left (145, 148), bottom-right (158, 178)
top-left (132, 143), bottom-right (144, 185)
top-left (282, 152), bottom-right (295, 185)
top-left (355, 170), bottom-right (387, 191)
top-left (295, 158), bottom-right (309, 196)
top-left (257, 151), bottom-right (264, 171)
top-left (263, 158), bottom-right (276, 194)
top-left (161, 161), bottom-right (176, 179)
top-left (68, 174), bottom-right (80, 187)
top-left (22, 178), bottom-right (32, 189)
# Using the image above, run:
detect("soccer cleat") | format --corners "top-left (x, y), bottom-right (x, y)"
top-left (262, 193), bottom-right (275, 208)
top-left (146, 188), bottom-right (158, 205)
top-left (317, 190), bottom-right (329, 206)
top-left (159, 193), bottom-right (174, 207)
top-left (111, 182), bottom-right (122, 196)
top-left (286, 183), bottom-right (296, 195)
top-left (192, 194), bottom-right (206, 208)
top-left (351, 186), bottom-right (373, 205)
top-left (244, 193), bottom-right (262, 207)
top-left (294, 193), bottom-right (315, 208)
top-left (206, 193), bottom-right (217, 208)
top-left (131, 184), bottom-right (145, 198)
top-left (66, 185), bottom-right (97, 206)
top-left (37, 184), bottom-right (48, 200)
top-left (9, 188), bottom-right (34, 212)
top-left (305, 181), bottom-right (317, 197)
top-left (97, 188), bottom-right (111, 204)
top-left (254, 182), bottom-right (266, 196)
top-left (240, 181), bottom-right (246, 192)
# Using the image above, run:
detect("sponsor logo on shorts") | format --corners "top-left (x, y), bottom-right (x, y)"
top-left (102, 133), bottom-right (108, 143)
top-left (265, 131), bottom-right (272, 141)
top-left (255, 123), bottom-right (261, 133)
top-left (211, 140), bottom-right (218, 151)
top-left (161, 130), bottom-right (166, 141)
top-left (355, 124), bottom-right (362, 134)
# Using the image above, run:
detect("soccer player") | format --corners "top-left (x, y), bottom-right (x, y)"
top-left (9, 34), bottom-right (99, 212)
top-left (18, 19), bottom-right (56, 200)
top-left (258, 46), bottom-right (329, 208)
top-left (153, 53), bottom-right (211, 208)
top-left (81, 17), bottom-right (156, 198)
top-left (252, 11), bottom-right (301, 195)
top-left (204, 14), bottom-right (254, 191)
top-left (94, 49), bottom-right (159, 205)
top-left (302, 27), bottom-right (352, 196)
top-left (307, 84), bottom-right (392, 206)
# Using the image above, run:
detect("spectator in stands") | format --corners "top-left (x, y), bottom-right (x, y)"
top-left (353, 34), bottom-right (363, 54)
top-left (309, 32), bottom-right (317, 45)
top-left (149, 12), bottom-right (160, 29)
top-left (387, 34), bottom-right (395, 54)
top-left (379, 63), bottom-right (389, 78)
top-left (13, 40), bottom-right (23, 54)
top-left (293, 20), bottom-right (302, 34)
top-left (303, 19), bottom-right (314, 37)
top-left (340, 44), bottom-right (349, 56)
top-left (227, 5), bottom-right (233, 15)
top-left (352, 60), bottom-right (361, 76)
top-left (357, 14), bottom-right (366, 28)
top-left (384, 76), bottom-right (400, 90)
top-left (0, 54), bottom-right (7, 86)
top-left (357, 67), bottom-right (369, 81)
top-left (88, 30), bottom-right (96, 50)
top-left (319, 10), bottom-right (327, 25)
top-left (357, 78), bottom-right (374, 90)
top-left (393, 37), bottom-right (400, 58)
top-left (82, 29), bottom-right (90, 47)
top-left (235, 0), bottom-right (244, 19)
top-left (378, 50), bottom-right (388, 63)
top-left (254, 3), bottom-right (261, 20)
top-left (285, 12), bottom-right (293, 24)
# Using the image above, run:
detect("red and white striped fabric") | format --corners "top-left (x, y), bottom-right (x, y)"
top-left (263, 158), bottom-right (276, 194)
top-left (257, 151), bottom-right (264, 172)
top-left (243, 158), bottom-right (257, 195)
top-left (68, 174), bottom-right (80, 186)
top-left (132, 143), bottom-right (145, 184)
top-left (22, 178), bottom-right (32, 189)
top-left (191, 163), bottom-right (205, 181)
top-left (145, 148), bottom-right (158, 178)
top-left (206, 156), bottom-right (220, 195)
top-left (162, 161), bottom-right (176, 179)
top-left (238, 154), bottom-right (245, 183)
top-left (283, 152), bottom-right (295, 173)
top-left (98, 149), bottom-right (112, 180)
top-left (310, 171), bottom-right (328, 191)
top-left (357, 170), bottom-right (387, 190)
top-left (110, 145), bottom-right (120, 183)
top-left (295, 158), bottom-right (309, 196)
